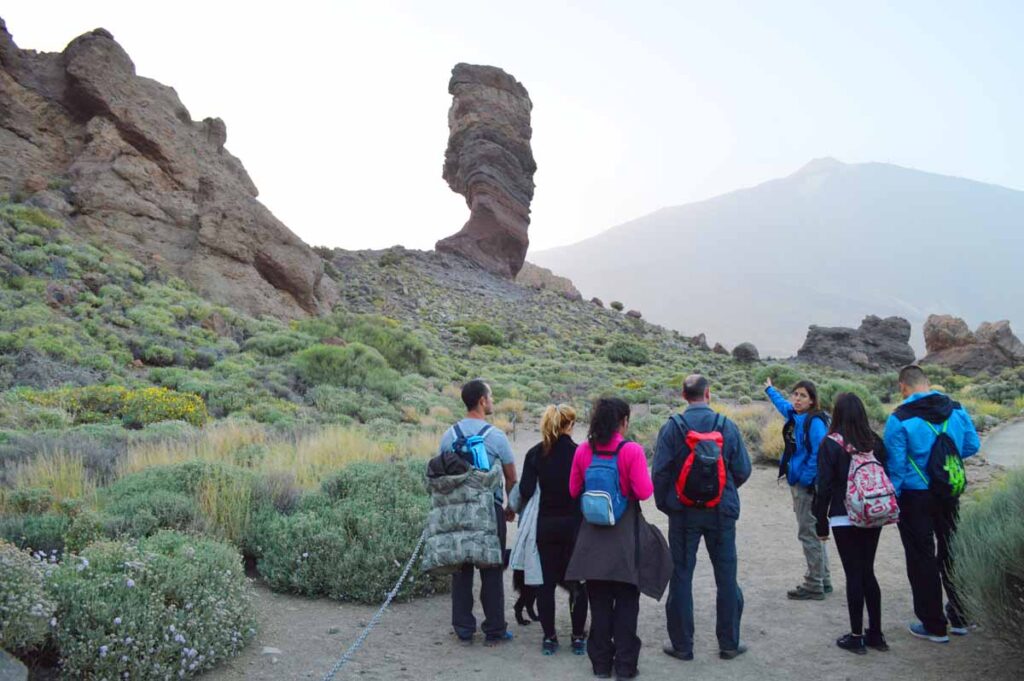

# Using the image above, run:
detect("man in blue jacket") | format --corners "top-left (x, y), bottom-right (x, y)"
top-left (653, 374), bottom-right (752, 661)
top-left (884, 364), bottom-right (980, 644)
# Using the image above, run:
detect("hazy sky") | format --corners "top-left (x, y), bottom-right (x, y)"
top-left (5, 1), bottom-right (1023, 253)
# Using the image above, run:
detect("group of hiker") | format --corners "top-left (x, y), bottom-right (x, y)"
top-left (423, 364), bottom-right (980, 678)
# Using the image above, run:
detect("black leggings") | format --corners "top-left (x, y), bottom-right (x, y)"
top-left (833, 526), bottom-right (882, 635)
top-left (537, 515), bottom-right (588, 640)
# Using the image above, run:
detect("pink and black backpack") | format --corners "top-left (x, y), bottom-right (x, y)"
top-left (829, 433), bottom-right (900, 528)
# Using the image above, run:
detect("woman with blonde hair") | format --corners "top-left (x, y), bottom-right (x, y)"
top-left (519, 403), bottom-right (589, 656)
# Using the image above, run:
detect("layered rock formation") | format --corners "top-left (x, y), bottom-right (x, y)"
top-left (0, 20), bottom-right (337, 318)
top-left (922, 315), bottom-right (1024, 375)
top-left (796, 315), bottom-right (915, 372)
top-left (435, 63), bottom-right (535, 278)
top-left (516, 261), bottom-right (581, 300)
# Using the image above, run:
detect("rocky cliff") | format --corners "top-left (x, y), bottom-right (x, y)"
top-left (0, 19), bottom-right (337, 319)
top-left (435, 63), bottom-right (535, 278)
top-left (922, 314), bottom-right (1024, 375)
top-left (796, 315), bottom-right (915, 372)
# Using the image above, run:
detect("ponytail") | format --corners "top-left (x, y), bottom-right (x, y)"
top-left (541, 403), bottom-right (577, 454)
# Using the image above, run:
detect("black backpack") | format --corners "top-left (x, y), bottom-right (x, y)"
top-left (778, 411), bottom-right (830, 480)
top-left (909, 420), bottom-right (966, 499)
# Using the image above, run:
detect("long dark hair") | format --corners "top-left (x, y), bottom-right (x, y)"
top-left (588, 397), bottom-right (630, 448)
top-left (792, 379), bottom-right (820, 412)
top-left (829, 392), bottom-right (876, 452)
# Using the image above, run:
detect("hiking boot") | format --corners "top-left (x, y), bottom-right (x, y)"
top-left (662, 643), bottom-right (693, 661)
top-left (823, 582), bottom-right (834, 594)
top-left (908, 622), bottom-right (949, 643)
top-left (719, 644), bottom-right (748, 660)
top-left (484, 631), bottom-right (514, 647)
top-left (787, 586), bottom-right (825, 601)
top-left (836, 633), bottom-right (867, 655)
top-left (865, 630), bottom-right (889, 651)
top-left (542, 637), bottom-right (559, 655)
top-left (572, 636), bottom-right (588, 656)
top-left (456, 633), bottom-right (474, 646)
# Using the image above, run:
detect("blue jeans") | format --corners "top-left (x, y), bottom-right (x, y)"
top-left (665, 512), bottom-right (743, 653)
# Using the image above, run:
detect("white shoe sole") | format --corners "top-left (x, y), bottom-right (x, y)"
top-left (908, 623), bottom-right (949, 643)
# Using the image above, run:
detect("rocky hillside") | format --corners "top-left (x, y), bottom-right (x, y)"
top-left (0, 19), bottom-right (337, 320)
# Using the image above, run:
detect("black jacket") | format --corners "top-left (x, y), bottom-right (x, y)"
top-left (520, 434), bottom-right (579, 518)
top-left (813, 433), bottom-right (887, 537)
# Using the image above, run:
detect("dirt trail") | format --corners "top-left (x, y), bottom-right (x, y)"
top-left (981, 418), bottom-right (1024, 469)
top-left (203, 423), bottom-right (1018, 681)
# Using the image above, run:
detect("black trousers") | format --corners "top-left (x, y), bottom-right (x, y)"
top-left (587, 580), bottom-right (641, 676)
top-left (833, 526), bottom-right (882, 635)
top-left (451, 502), bottom-right (508, 639)
top-left (896, 490), bottom-right (965, 635)
top-left (536, 514), bottom-right (588, 640)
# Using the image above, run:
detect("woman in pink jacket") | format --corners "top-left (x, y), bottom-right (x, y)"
top-left (567, 397), bottom-right (653, 679)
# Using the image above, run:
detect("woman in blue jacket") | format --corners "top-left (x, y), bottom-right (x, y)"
top-left (765, 377), bottom-right (832, 600)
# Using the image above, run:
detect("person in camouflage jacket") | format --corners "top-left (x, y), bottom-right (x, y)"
top-left (421, 463), bottom-right (504, 573)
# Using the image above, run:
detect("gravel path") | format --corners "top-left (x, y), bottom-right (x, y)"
top-left (202, 422), bottom-right (1018, 681)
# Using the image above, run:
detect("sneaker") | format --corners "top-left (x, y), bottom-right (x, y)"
top-left (719, 644), bottom-right (748, 660)
top-left (949, 625), bottom-right (970, 636)
top-left (572, 636), bottom-right (588, 656)
top-left (593, 669), bottom-right (612, 679)
top-left (787, 586), bottom-right (825, 601)
top-left (542, 637), bottom-right (559, 655)
top-left (484, 631), bottom-right (514, 647)
top-left (824, 583), bottom-right (834, 594)
top-left (457, 633), bottom-right (474, 646)
top-left (662, 643), bottom-right (693, 661)
top-left (614, 669), bottom-right (638, 679)
top-left (865, 630), bottom-right (889, 651)
top-left (908, 622), bottom-right (949, 643)
top-left (836, 633), bottom-right (867, 655)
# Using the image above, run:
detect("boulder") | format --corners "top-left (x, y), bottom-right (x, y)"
top-left (975, 320), bottom-right (1024, 362)
top-left (0, 21), bottom-right (338, 320)
top-left (923, 314), bottom-right (975, 352)
top-left (435, 64), bottom-right (535, 278)
top-left (516, 261), bottom-right (581, 300)
top-left (922, 315), bottom-right (1023, 375)
top-left (690, 333), bottom-right (710, 351)
top-left (732, 342), bottom-right (760, 362)
top-left (626, 309), bottom-right (642, 320)
top-left (590, 297), bottom-right (604, 308)
top-left (0, 650), bottom-right (27, 681)
top-left (797, 315), bottom-right (915, 372)
top-left (712, 343), bottom-right (729, 355)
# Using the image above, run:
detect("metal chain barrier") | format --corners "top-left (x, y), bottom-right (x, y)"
top-left (320, 528), bottom-right (428, 681)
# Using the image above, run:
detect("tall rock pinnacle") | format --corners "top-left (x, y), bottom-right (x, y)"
top-left (435, 63), bottom-right (536, 278)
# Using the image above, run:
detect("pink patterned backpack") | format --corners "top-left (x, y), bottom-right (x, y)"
top-left (829, 433), bottom-right (900, 528)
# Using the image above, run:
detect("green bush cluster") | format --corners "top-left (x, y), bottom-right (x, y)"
top-left (607, 339), bottom-right (650, 366)
top-left (952, 470), bottom-right (1024, 650)
top-left (462, 322), bottom-right (505, 347)
top-left (255, 460), bottom-right (447, 602)
top-left (48, 531), bottom-right (255, 679)
top-left (0, 540), bottom-right (56, 651)
top-left (293, 343), bottom-right (402, 398)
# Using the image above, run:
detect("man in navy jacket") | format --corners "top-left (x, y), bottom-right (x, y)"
top-left (653, 374), bottom-right (752, 661)
top-left (884, 365), bottom-right (980, 643)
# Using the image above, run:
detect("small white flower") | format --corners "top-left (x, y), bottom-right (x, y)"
top-left (114, 617), bottom-right (122, 625)
top-left (49, 617), bottom-right (57, 627)
top-left (174, 633), bottom-right (186, 644)
top-left (126, 578), bottom-right (136, 588)
top-left (302, 552), bottom-right (309, 558)
top-left (169, 624), bottom-right (176, 633)
top-left (99, 645), bottom-right (109, 657)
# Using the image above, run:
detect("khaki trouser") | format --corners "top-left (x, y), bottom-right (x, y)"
top-left (791, 485), bottom-right (831, 592)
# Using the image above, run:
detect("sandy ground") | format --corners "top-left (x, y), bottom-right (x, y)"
top-left (203, 423), bottom-right (1022, 681)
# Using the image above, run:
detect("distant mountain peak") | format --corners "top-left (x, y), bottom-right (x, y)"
top-left (792, 156), bottom-right (846, 176)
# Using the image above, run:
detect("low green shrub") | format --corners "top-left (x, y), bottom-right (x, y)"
top-left (607, 339), bottom-right (650, 366)
top-left (952, 469), bottom-right (1024, 650)
top-left (0, 512), bottom-right (70, 554)
top-left (104, 489), bottom-right (205, 537)
top-left (0, 540), bottom-right (55, 651)
top-left (293, 343), bottom-right (402, 398)
top-left (817, 379), bottom-right (888, 423)
top-left (121, 387), bottom-right (208, 428)
top-left (341, 316), bottom-right (434, 374)
top-left (462, 322), bottom-right (504, 347)
top-left (610, 301), bottom-right (624, 311)
top-left (48, 531), bottom-right (256, 679)
top-left (243, 331), bottom-right (315, 357)
top-left (754, 364), bottom-right (802, 391)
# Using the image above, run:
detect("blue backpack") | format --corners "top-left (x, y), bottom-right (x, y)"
top-left (581, 440), bottom-right (629, 526)
top-left (452, 423), bottom-right (492, 470)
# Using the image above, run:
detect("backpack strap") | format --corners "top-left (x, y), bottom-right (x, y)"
top-left (671, 413), bottom-right (689, 439)
top-left (477, 423), bottom-right (493, 438)
top-left (594, 439), bottom-right (629, 457)
top-left (802, 412), bottom-right (825, 452)
top-left (925, 420), bottom-right (948, 436)
top-left (453, 422), bottom-right (466, 441)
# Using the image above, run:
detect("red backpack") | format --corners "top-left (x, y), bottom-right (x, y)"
top-left (671, 414), bottom-right (727, 508)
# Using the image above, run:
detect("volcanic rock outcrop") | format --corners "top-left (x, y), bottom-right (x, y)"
top-left (0, 20), bottom-right (337, 318)
top-left (921, 314), bottom-right (1024, 375)
top-left (516, 261), bottom-right (581, 300)
top-left (796, 315), bottom-right (915, 372)
top-left (435, 63), bottom-right (535, 278)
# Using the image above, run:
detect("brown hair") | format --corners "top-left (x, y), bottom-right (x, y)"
top-left (540, 403), bottom-right (577, 454)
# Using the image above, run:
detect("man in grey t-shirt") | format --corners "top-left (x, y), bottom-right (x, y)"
top-left (438, 379), bottom-right (517, 645)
